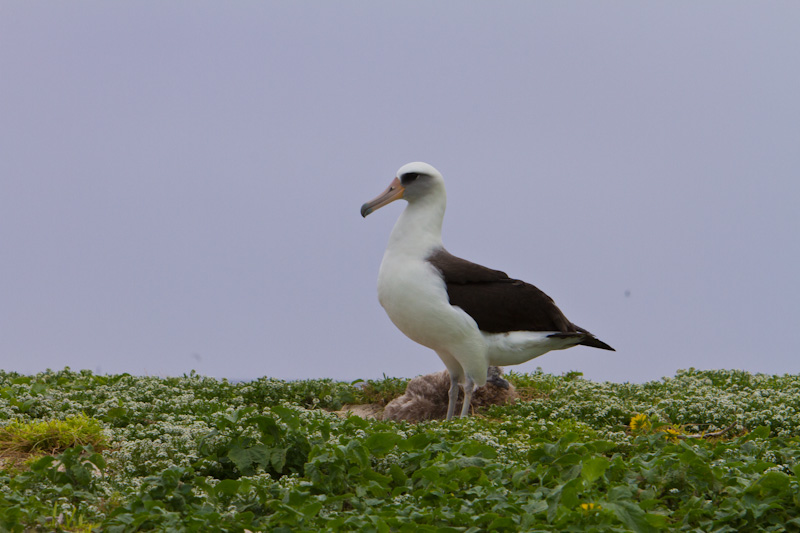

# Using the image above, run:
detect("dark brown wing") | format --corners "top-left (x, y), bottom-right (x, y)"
top-left (426, 248), bottom-right (575, 334)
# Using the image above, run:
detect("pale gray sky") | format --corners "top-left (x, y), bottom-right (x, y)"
top-left (1, 2), bottom-right (798, 383)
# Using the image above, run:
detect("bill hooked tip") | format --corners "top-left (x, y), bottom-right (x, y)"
top-left (360, 177), bottom-right (404, 219)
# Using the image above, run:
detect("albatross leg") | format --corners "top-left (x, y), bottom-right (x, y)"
top-left (446, 373), bottom-right (459, 420)
top-left (459, 376), bottom-right (475, 418)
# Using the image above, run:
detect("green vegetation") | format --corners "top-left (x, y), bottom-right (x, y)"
top-left (1, 367), bottom-right (800, 531)
top-left (351, 375), bottom-right (411, 406)
top-left (0, 413), bottom-right (106, 458)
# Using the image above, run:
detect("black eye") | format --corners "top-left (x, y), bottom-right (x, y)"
top-left (401, 172), bottom-right (420, 185)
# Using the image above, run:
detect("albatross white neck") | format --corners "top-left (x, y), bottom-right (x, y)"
top-left (386, 194), bottom-right (446, 257)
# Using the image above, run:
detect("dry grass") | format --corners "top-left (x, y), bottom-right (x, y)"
top-left (0, 414), bottom-right (107, 469)
top-left (333, 403), bottom-right (385, 419)
top-left (513, 386), bottom-right (551, 402)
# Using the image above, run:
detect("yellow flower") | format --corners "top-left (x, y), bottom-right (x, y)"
top-left (662, 426), bottom-right (683, 441)
top-left (629, 413), bottom-right (651, 432)
top-left (580, 503), bottom-right (602, 511)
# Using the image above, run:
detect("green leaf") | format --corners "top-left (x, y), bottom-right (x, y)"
top-left (215, 479), bottom-right (240, 496)
top-left (345, 439), bottom-right (370, 467)
top-left (227, 444), bottom-right (269, 475)
top-left (581, 456), bottom-right (609, 483)
top-left (398, 432), bottom-right (436, 451)
top-left (106, 406), bottom-right (128, 419)
top-left (604, 501), bottom-right (658, 533)
top-left (748, 470), bottom-right (791, 495)
top-left (250, 415), bottom-right (282, 443)
top-left (644, 512), bottom-right (669, 528)
top-left (271, 447), bottom-right (287, 473)
top-left (413, 466), bottom-right (442, 484)
top-left (552, 453), bottom-right (582, 467)
top-left (557, 432), bottom-right (581, 447)
top-left (744, 426), bottom-right (771, 440)
top-left (461, 441), bottom-right (498, 459)
top-left (388, 464), bottom-right (408, 485)
top-left (363, 469), bottom-right (393, 487)
top-left (29, 455), bottom-right (56, 472)
top-left (487, 516), bottom-right (517, 530)
top-left (272, 405), bottom-right (301, 430)
top-left (546, 478), bottom-right (582, 522)
top-left (301, 500), bottom-right (323, 518)
top-left (560, 478), bottom-right (583, 508)
top-left (365, 432), bottom-right (401, 455)
top-left (87, 452), bottom-right (107, 471)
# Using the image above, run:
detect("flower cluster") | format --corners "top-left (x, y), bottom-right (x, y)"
top-left (1, 367), bottom-right (800, 531)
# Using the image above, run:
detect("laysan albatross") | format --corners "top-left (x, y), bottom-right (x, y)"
top-left (361, 162), bottom-right (614, 420)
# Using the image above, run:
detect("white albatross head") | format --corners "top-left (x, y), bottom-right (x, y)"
top-left (361, 162), bottom-right (445, 218)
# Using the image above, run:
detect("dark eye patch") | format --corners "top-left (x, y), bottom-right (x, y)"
top-left (401, 172), bottom-right (422, 185)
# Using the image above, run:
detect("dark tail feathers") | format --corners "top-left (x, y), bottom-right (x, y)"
top-left (548, 331), bottom-right (615, 352)
top-left (578, 337), bottom-right (615, 351)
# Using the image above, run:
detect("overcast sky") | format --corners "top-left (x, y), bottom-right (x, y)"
top-left (1, 3), bottom-right (798, 383)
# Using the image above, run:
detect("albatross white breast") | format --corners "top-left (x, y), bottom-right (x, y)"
top-left (361, 162), bottom-right (614, 420)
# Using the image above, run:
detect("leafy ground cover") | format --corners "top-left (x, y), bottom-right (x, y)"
top-left (1, 367), bottom-right (800, 531)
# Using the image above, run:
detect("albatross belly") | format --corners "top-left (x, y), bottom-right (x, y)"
top-left (377, 253), bottom-right (482, 352)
